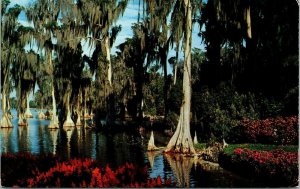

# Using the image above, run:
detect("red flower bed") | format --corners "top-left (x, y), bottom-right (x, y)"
top-left (1, 153), bottom-right (58, 187)
top-left (1, 153), bottom-right (173, 187)
top-left (239, 116), bottom-right (298, 144)
top-left (27, 159), bottom-right (172, 187)
top-left (220, 148), bottom-right (298, 186)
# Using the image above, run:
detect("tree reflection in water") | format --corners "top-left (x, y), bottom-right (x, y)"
top-left (164, 153), bottom-right (193, 188)
top-left (0, 128), bottom-right (12, 153)
top-left (146, 151), bottom-right (160, 169)
top-left (49, 129), bottom-right (58, 155)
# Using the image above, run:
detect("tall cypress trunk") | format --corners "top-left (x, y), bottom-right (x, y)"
top-left (104, 36), bottom-right (115, 125)
top-left (165, 0), bottom-right (195, 154)
top-left (147, 131), bottom-right (158, 151)
top-left (1, 90), bottom-right (12, 128)
top-left (136, 64), bottom-right (144, 120)
top-left (75, 91), bottom-right (82, 126)
top-left (24, 93), bottom-right (33, 118)
top-left (84, 88), bottom-right (88, 119)
top-left (162, 47), bottom-right (169, 119)
top-left (105, 36), bottom-right (112, 86)
top-left (161, 19), bottom-right (169, 120)
top-left (173, 64), bottom-right (178, 85)
top-left (17, 80), bottom-right (28, 126)
top-left (48, 51), bottom-right (59, 129)
top-left (246, 6), bottom-right (252, 39)
top-left (1, 72), bottom-right (12, 127)
top-left (48, 84), bottom-right (59, 128)
top-left (38, 97), bottom-right (45, 119)
top-left (63, 92), bottom-right (75, 127)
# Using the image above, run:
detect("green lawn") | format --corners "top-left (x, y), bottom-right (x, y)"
top-left (194, 143), bottom-right (298, 154)
top-left (223, 143), bottom-right (298, 155)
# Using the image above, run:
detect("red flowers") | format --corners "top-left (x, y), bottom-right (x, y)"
top-left (240, 116), bottom-right (298, 144)
top-left (2, 153), bottom-right (173, 187)
top-left (230, 148), bottom-right (298, 186)
top-left (233, 148), bottom-right (243, 155)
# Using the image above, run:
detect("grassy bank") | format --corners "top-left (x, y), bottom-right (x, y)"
top-left (223, 143), bottom-right (298, 154)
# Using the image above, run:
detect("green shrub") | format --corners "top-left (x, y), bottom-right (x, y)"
top-left (193, 83), bottom-right (259, 142)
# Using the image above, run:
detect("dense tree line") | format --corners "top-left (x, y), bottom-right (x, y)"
top-left (1, 0), bottom-right (298, 152)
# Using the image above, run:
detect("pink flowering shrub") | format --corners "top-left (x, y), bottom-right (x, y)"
top-left (220, 148), bottom-right (298, 186)
top-left (238, 116), bottom-right (298, 144)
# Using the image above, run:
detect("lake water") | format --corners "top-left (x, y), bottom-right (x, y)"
top-left (0, 109), bottom-right (265, 187)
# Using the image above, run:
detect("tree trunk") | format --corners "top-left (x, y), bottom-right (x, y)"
top-left (38, 100), bottom-right (46, 119)
top-left (18, 113), bottom-right (27, 126)
top-left (48, 51), bottom-right (59, 129)
top-left (75, 92), bottom-right (82, 126)
top-left (173, 40), bottom-right (180, 86)
top-left (1, 91), bottom-right (13, 128)
top-left (193, 131), bottom-right (199, 144)
top-left (18, 87), bottom-right (28, 126)
top-left (246, 6), bottom-right (252, 39)
top-left (63, 93), bottom-right (75, 128)
top-left (136, 64), bottom-right (144, 120)
top-left (24, 93), bottom-right (33, 118)
top-left (48, 85), bottom-right (59, 129)
top-left (38, 111), bottom-right (46, 119)
top-left (147, 131), bottom-right (158, 151)
top-left (173, 64), bottom-right (178, 85)
top-left (105, 36), bottom-right (112, 86)
top-left (162, 49), bottom-right (169, 120)
top-left (164, 0), bottom-right (195, 154)
top-left (83, 88), bottom-right (89, 119)
top-left (161, 20), bottom-right (169, 120)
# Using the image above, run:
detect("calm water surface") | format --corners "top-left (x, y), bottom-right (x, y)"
top-left (0, 109), bottom-right (265, 187)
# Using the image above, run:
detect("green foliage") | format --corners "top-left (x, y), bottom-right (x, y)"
top-left (144, 73), bottom-right (164, 116)
top-left (193, 83), bottom-right (260, 141)
top-left (282, 87), bottom-right (298, 116)
top-left (192, 82), bottom-right (291, 142)
top-left (29, 100), bottom-right (37, 108)
top-left (257, 97), bottom-right (284, 119)
top-left (1, 0), bottom-right (10, 16)
top-left (194, 143), bottom-right (206, 150)
top-left (165, 111), bottom-right (179, 129)
top-left (9, 97), bottom-right (17, 109)
top-left (168, 80), bottom-right (182, 114)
